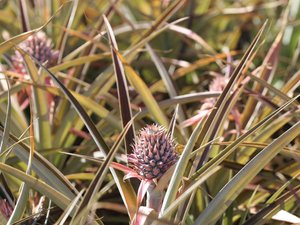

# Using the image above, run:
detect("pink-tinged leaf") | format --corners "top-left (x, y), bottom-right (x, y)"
top-left (58, 151), bottom-right (138, 177)
top-left (20, 98), bottom-right (30, 111)
top-left (180, 109), bottom-right (210, 128)
top-left (69, 128), bottom-right (91, 140)
top-left (231, 107), bottom-right (242, 133)
top-left (123, 172), bottom-right (142, 181)
top-left (137, 180), bottom-right (151, 210)
top-left (110, 162), bottom-right (137, 175)
top-left (132, 206), bottom-right (155, 225)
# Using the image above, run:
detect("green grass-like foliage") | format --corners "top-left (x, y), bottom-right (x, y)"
top-left (0, 0), bottom-right (299, 224)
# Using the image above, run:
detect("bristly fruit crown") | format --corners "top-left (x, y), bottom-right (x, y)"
top-left (12, 31), bottom-right (59, 75)
top-left (128, 124), bottom-right (178, 180)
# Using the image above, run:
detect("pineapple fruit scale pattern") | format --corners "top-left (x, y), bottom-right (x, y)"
top-left (128, 125), bottom-right (178, 180)
top-left (12, 31), bottom-right (59, 76)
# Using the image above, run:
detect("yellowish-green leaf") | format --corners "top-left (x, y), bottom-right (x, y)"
top-left (116, 51), bottom-right (169, 127)
top-left (0, 163), bottom-right (70, 210)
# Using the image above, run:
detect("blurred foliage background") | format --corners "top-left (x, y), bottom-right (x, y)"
top-left (0, 0), bottom-right (299, 224)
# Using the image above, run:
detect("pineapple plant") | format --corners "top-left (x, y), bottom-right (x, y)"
top-left (128, 124), bottom-right (178, 180)
top-left (0, 1), bottom-right (298, 225)
top-left (11, 31), bottom-right (59, 76)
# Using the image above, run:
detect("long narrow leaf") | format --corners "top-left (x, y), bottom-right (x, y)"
top-left (160, 21), bottom-right (268, 217)
top-left (0, 77), bottom-right (11, 157)
top-left (18, 0), bottom-right (30, 32)
top-left (1, 129), bottom-right (78, 199)
top-left (74, 116), bottom-right (137, 224)
top-left (115, 51), bottom-right (169, 127)
top-left (7, 112), bottom-right (35, 224)
top-left (244, 185), bottom-right (300, 225)
top-left (194, 121), bottom-right (300, 225)
top-left (159, 93), bottom-right (299, 221)
top-left (160, 115), bottom-right (205, 216)
top-left (146, 44), bottom-right (188, 139)
top-left (104, 16), bottom-right (134, 153)
top-left (197, 22), bottom-right (267, 167)
top-left (241, 19), bottom-right (286, 128)
top-left (0, 2), bottom-right (67, 55)
top-left (16, 47), bottom-right (52, 150)
top-left (56, 189), bottom-right (85, 225)
top-left (0, 163), bottom-right (70, 210)
top-left (30, 58), bottom-right (136, 219)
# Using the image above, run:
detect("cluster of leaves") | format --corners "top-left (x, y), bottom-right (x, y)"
top-left (0, 0), bottom-right (299, 224)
